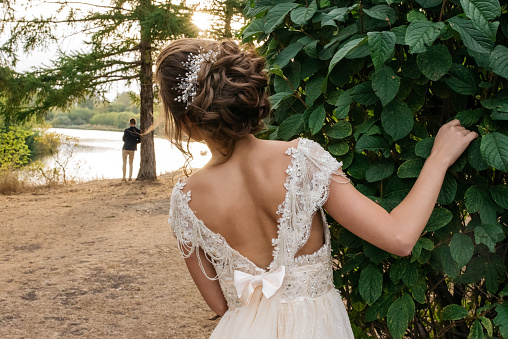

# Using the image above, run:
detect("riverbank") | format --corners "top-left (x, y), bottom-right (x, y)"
top-left (0, 173), bottom-right (217, 338)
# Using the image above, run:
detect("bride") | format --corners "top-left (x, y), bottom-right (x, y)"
top-left (154, 38), bottom-right (477, 338)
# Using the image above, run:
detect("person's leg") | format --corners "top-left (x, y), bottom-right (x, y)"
top-left (122, 150), bottom-right (128, 181)
top-left (128, 150), bottom-right (135, 180)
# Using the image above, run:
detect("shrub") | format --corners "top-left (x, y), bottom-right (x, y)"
top-left (0, 126), bottom-right (31, 170)
top-left (243, 0), bottom-right (507, 337)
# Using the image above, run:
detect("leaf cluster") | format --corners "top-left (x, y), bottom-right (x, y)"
top-left (242, 0), bottom-right (507, 337)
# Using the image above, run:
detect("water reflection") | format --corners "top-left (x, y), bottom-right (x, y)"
top-left (43, 128), bottom-right (211, 182)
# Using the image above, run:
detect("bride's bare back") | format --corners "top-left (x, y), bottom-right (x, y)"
top-left (181, 137), bottom-right (325, 269)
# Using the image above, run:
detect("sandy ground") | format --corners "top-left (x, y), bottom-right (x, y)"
top-left (0, 174), bottom-right (218, 338)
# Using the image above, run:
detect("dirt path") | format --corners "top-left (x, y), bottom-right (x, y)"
top-left (0, 175), bottom-right (217, 338)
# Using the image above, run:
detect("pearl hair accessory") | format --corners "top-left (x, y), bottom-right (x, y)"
top-left (174, 47), bottom-right (218, 108)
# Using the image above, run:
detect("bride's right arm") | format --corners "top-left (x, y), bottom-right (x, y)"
top-left (323, 119), bottom-right (477, 256)
top-left (184, 247), bottom-right (228, 316)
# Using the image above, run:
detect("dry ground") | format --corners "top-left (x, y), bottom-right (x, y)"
top-left (0, 174), bottom-right (217, 338)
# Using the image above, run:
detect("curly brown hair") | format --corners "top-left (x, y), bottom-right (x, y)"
top-left (154, 38), bottom-right (270, 172)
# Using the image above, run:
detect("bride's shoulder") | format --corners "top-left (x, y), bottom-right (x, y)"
top-left (257, 138), bottom-right (300, 153)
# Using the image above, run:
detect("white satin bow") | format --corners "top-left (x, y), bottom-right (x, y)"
top-left (233, 265), bottom-right (286, 306)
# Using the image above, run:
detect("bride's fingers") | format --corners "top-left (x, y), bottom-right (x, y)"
top-left (464, 131), bottom-right (479, 142)
top-left (448, 119), bottom-right (462, 127)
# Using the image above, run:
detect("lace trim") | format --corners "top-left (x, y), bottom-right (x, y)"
top-left (171, 181), bottom-right (261, 279)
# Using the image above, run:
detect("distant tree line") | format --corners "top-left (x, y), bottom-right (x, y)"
top-left (48, 92), bottom-right (140, 130)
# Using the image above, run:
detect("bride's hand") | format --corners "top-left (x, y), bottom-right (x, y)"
top-left (429, 119), bottom-right (478, 169)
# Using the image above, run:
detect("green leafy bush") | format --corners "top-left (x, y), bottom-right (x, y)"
top-left (0, 126), bottom-right (31, 170)
top-left (242, 0), bottom-right (507, 337)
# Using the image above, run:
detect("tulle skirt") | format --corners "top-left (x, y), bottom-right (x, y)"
top-left (210, 289), bottom-right (354, 339)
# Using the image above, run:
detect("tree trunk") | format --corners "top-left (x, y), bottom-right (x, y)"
top-left (137, 0), bottom-right (157, 180)
top-left (224, 0), bottom-right (234, 38)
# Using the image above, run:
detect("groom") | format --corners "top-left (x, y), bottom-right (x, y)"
top-left (122, 118), bottom-right (141, 181)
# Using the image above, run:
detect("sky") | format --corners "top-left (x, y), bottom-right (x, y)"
top-left (3, 0), bottom-right (217, 101)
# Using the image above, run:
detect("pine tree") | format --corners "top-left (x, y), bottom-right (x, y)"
top-left (0, 0), bottom-right (197, 180)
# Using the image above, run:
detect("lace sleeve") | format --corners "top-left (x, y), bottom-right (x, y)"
top-left (301, 139), bottom-right (350, 208)
top-left (169, 181), bottom-right (199, 258)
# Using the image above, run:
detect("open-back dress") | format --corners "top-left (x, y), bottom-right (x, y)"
top-left (169, 138), bottom-right (355, 338)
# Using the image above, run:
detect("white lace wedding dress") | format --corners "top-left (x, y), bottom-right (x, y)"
top-left (169, 138), bottom-right (354, 338)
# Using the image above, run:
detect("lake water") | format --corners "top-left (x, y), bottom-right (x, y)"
top-left (41, 128), bottom-right (211, 182)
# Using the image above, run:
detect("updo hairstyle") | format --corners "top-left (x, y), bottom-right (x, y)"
top-left (154, 38), bottom-right (270, 166)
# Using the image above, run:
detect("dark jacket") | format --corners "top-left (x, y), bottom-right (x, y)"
top-left (123, 126), bottom-right (141, 151)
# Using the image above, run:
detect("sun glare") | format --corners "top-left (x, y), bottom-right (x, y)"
top-left (192, 12), bottom-right (213, 32)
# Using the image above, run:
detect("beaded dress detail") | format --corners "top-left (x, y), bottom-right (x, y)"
top-left (169, 138), bottom-right (354, 338)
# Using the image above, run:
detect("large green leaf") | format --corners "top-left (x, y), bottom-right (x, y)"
top-left (442, 304), bottom-right (469, 320)
top-left (329, 38), bottom-right (366, 74)
top-left (415, 137), bottom-right (434, 158)
top-left (465, 186), bottom-right (498, 224)
top-left (243, 18), bottom-right (265, 39)
top-left (474, 223), bottom-right (506, 252)
top-left (334, 91), bottom-right (353, 119)
top-left (368, 31), bottom-right (396, 70)
top-left (381, 100), bottom-right (413, 140)
top-left (464, 186), bottom-right (488, 213)
top-left (363, 5), bottom-right (396, 24)
top-left (437, 174), bottom-right (457, 205)
top-left (387, 295), bottom-right (414, 339)
top-left (490, 185), bottom-right (508, 209)
top-left (450, 233), bottom-right (474, 267)
top-left (468, 138), bottom-right (489, 170)
top-left (372, 66), bottom-right (400, 106)
top-left (402, 264), bottom-right (419, 287)
top-left (363, 242), bottom-right (389, 264)
top-left (305, 74), bottom-right (325, 105)
top-left (411, 237), bottom-right (434, 263)
top-left (433, 245), bottom-right (460, 277)
top-left (416, 45), bottom-right (452, 81)
top-left (269, 92), bottom-right (293, 109)
top-left (480, 132), bottom-right (508, 171)
top-left (350, 82), bottom-right (379, 106)
top-left (448, 16), bottom-right (494, 54)
top-left (392, 25), bottom-right (408, 44)
top-left (425, 207), bottom-right (453, 232)
top-left (328, 141), bottom-right (349, 156)
top-left (308, 106), bottom-right (326, 135)
top-left (290, 1), bottom-right (318, 25)
top-left (455, 108), bottom-right (485, 127)
top-left (275, 42), bottom-right (304, 68)
top-left (494, 303), bottom-right (508, 338)
top-left (468, 319), bottom-right (486, 339)
top-left (277, 114), bottom-right (304, 141)
top-left (490, 44), bottom-right (508, 79)
top-left (359, 264), bottom-right (383, 305)
top-left (398, 158), bottom-right (425, 178)
top-left (264, 3), bottom-right (300, 34)
top-left (390, 259), bottom-right (408, 283)
top-left (479, 316), bottom-right (493, 337)
top-left (327, 120), bottom-right (352, 139)
top-left (460, 0), bottom-right (501, 39)
top-left (445, 64), bottom-right (479, 95)
top-left (481, 92), bottom-right (508, 110)
top-left (410, 276), bottom-right (427, 303)
top-left (365, 294), bottom-right (395, 322)
top-left (321, 7), bottom-right (349, 27)
top-left (365, 160), bottom-right (395, 182)
top-left (405, 21), bottom-right (444, 53)
top-left (355, 134), bottom-right (391, 153)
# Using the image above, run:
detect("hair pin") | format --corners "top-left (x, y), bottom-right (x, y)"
top-left (174, 47), bottom-right (218, 108)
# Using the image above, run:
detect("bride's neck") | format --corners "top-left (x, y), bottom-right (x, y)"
top-left (205, 134), bottom-right (257, 164)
